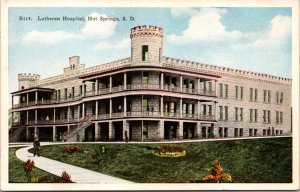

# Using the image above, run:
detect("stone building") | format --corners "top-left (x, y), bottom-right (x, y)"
top-left (9, 25), bottom-right (292, 142)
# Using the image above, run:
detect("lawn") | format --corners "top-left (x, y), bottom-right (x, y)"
top-left (9, 147), bottom-right (60, 183)
top-left (31, 137), bottom-right (292, 183)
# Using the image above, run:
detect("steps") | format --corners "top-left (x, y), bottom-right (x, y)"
top-left (65, 115), bottom-right (93, 142)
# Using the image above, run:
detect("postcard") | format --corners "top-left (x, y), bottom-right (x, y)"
top-left (1, 0), bottom-right (299, 191)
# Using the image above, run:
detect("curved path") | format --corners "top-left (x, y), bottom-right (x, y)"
top-left (15, 146), bottom-right (133, 184)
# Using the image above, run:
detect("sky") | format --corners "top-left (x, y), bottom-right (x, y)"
top-left (8, 7), bottom-right (292, 103)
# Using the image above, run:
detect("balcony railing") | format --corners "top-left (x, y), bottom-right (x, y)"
top-left (164, 112), bottom-right (180, 118)
top-left (111, 112), bottom-right (124, 118)
top-left (199, 114), bottom-right (215, 121)
top-left (127, 111), bottom-right (161, 117)
top-left (12, 84), bottom-right (216, 109)
top-left (182, 113), bottom-right (198, 119)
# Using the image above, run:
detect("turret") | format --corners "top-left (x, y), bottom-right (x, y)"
top-left (130, 25), bottom-right (163, 64)
top-left (18, 73), bottom-right (40, 90)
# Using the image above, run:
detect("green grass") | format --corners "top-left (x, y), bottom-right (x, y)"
top-left (9, 147), bottom-right (60, 183)
top-left (32, 137), bottom-right (292, 183)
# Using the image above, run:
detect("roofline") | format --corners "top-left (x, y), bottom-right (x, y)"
top-left (11, 87), bottom-right (55, 95)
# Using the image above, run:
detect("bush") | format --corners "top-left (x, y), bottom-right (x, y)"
top-left (201, 160), bottom-right (232, 183)
top-left (64, 145), bottom-right (83, 153)
top-left (90, 146), bottom-right (115, 166)
top-left (153, 146), bottom-right (186, 157)
top-left (58, 171), bottom-right (72, 183)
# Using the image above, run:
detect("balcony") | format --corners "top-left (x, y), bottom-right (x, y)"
top-left (182, 113), bottom-right (198, 119)
top-left (164, 112), bottom-right (180, 118)
top-left (127, 84), bottom-right (160, 90)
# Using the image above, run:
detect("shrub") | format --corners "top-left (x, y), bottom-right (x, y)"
top-left (64, 145), bottom-right (83, 153)
top-left (23, 160), bottom-right (35, 182)
top-left (90, 146), bottom-right (115, 166)
top-left (201, 160), bottom-right (232, 183)
top-left (58, 171), bottom-right (72, 183)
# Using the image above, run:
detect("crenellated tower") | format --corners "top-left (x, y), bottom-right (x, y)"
top-left (130, 25), bottom-right (163, 64)
top-left (18, 73), bottom-right (40, 90)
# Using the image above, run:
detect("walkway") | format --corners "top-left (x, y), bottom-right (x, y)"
top-left (15, 146), bottom-right (133, 184)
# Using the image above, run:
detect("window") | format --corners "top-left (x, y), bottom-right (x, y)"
top-left (249, 129), bottom-right (253, 136)
top-left (239, 128), bottom-right (243, 137)
top-left (72, 87), bottom-right (75, 99)
top-left (235, 86), bottom-right (243, 100)
top-left (276, 91), bottom-right (280, 103)
top-left (235, 107), bottom-right (238, 121)
top-left (263, 110), bottom-right (271, 123)
top-left (254, 89), bottom-right (257, 101)
top-left (224, 128), bottom-right (228, 137)
top-left (264, 90), bottom-right (271, 103)
top-left (263, 129), bottom-right (266, 136)
top-left (170, 102), bottom-right (176, 113)
top-left (250, 109), bottom-right (253, 122)
top-left (202, 104), bottom-right (207, 115)
top-left (219, 83), bottom-right (223, 97)
top-left (57, 90), bottom-right (60, 100)
top-left (280, 92), bottom-right (284, 103)
top-left (240, 108), bottom-right (243, 121)
top-left (254, 129), bottom-right (257, 136)
top-left (234, 128), bottom-right (239, 137)
top-left (224, 106), bottom-right (228, 120)
top-left (142, 72), bottom-right (149, 84)
top-left (250, 88), bottom-right (253, 101)
top-left (254, 109), bottom-right (257, 122)
top-left (79, 85), bottom-right (82, 96)
top-left (142, 45), bottom-right (149, 61)
top-left (208, 82), bottom-right (212, 92)
top-left (208, 105), bottom-right (212, 116)
top-left (280, 112), bottom-right (283, 123)
top-left (276, 111), bottom-right (279, 123)
top-left (235, 86), bottom-right (238, 99)
top-left (64, 88), bottom-right (67, 99)
top-left (240, 87), bottom-right (243, 100)
top-left (219, 83), bottom-right (228, 98)
top-left (219, 106), bottom-right (223, 120)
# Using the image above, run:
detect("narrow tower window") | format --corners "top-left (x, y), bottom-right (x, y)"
top-left (142, 45), bottom-right (149, 61)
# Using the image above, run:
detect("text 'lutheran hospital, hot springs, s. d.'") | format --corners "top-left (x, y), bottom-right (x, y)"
top-left (9, 25), bottom-right (292, 142)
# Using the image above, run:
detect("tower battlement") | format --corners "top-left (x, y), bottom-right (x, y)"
top-left (18, 73), bottom-right (40, 90)
top-left (130, 25), bottom-right (163, 38)
top-left (18, 73), bottom-right (40, 81)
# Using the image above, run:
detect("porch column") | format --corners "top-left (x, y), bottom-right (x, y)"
top-left (160, 96), bottom-right (163, 117)
top-left (180, 75), bottom-right (183, 92)
top-left (108, 121), bottom-right (114, 141)
top-left (124, 73), bottom-right (127, 90)
top-left (197, 122), bottom-right (201, 138)
top-left (11, 95), bottom-right (13, 108)
top-left (197, 78), bottom-right (200, 94)
top-left (95, 100), bottom-right (98, 120)
top-left (95, 79), bottom-right (99, 94)
top-left (34, 126), bottom-right (38, 138)
top-left (179, 121), bottom-right (183, 139)
top-left (26, 93), bottom-right (29, 105)
top-left (197, 100), bottom-right (200, 119)
top-left (95, 122), bottom-right (100, 141)
top-left (159, 120), bottom-right (164, 140)
top-left (67, 106), bottom-right (70, 123)
top-left (109, 75), bottom-right (112, 93)
top-left (124, 96), bottom-right (127, 117)
top-left (160, 72), bottom-right (164, 90)
top-left (53, 108), bottom-right (56, 124)
top-left (214, 80), bottom-right (217, 96)
top-left (53, 126), bottom-right (56, 141)
top-left (35, 91), bottom-right (38, 104)
top-left (78, 105), bottom-right (80, 120)
top-left (180, 98), bottom-right (183, 118)
top-left (83, 82), bottom-right (86, 96)
top-left (109, 98), bottom-right (112, 118)
top-left (35, 109), bottom-right (37, 124)
top-left (206, 126), bottom-right (209, 138)
top-left (26, 111), bottom-right (29, 124)
top-left (82, 102), bottom-right (85, 117)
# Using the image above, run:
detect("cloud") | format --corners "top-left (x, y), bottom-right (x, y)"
top-left (23, 30), bottom-right (78, 44)
top-left (81, 12), bottom-right (117, 38)
top-left (170, 8), bottom-right (197, 17)
top-left (93, 38), bottom-right (130, 51)
top-left (23, 12), bottom-right (118, 44)
top-left (167, 8), bottom-right (242, 44)
top-left (248, 15), bottom-right (291, 48)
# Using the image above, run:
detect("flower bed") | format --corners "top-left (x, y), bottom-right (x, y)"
top-left (64, 145), bottom-right (83, 153)
top-left (153, 146), bottom-right (186, 157)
